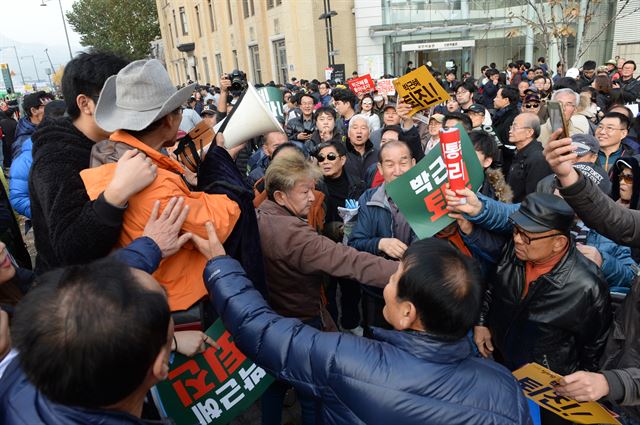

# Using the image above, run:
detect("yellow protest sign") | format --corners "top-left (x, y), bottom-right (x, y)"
top-left (513, 363), bottom-right (620, 424)
top-left (393, 65), bottom-right (450, 116)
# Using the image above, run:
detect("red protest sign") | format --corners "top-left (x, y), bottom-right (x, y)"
top-left (348, 74), bottom-right (375, 95)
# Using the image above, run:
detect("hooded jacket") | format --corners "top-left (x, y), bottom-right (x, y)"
top-left (80, 131), bottom-right (241, 311)
top-left (13, 116), bottom-right (36, 160)
top-left (29, 117), bottom-right (126, 274)
top-left (205, 256), bottom-right (533, 425)
top-left (9, 137), bottom-right (32, 218)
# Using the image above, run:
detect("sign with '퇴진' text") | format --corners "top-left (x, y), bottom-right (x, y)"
top-left (153, 319), bottom-right (274, 425)
top-left (513, 363), bottom-right (620, 425)
top-left (393, 65), bottom-right (450, 116)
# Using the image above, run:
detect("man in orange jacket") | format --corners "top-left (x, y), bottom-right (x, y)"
top-left (81, 59), bottom-right (241, 312)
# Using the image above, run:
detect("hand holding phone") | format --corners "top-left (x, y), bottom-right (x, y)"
top-left (547, 100), bottom-right (569, 139)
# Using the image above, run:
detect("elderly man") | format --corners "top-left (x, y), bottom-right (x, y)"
top-left (349, 140), bottom-right (417, 328)
top-left (595, 112), bottom-right (636, 172)
top-left (507, 113), bottom-right (553, 202)
top-left (539, 88), bottom-right (590, 144)
top-left (202, 227), bottom-right (533, 424)
top-left (447, 190), bottom-right (611, 425)
top-left (80, 59), bottom-right (246, 312)
top-left (344, 114), bottom-right (378, 188)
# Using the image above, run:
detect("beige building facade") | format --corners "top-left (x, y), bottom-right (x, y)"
top-left (155, 0), bottom-right (357, 86)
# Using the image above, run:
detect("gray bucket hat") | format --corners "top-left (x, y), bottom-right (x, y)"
top-left (95, 59), bottom-right (195, 132)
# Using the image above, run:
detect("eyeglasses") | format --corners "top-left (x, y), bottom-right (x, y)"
top-left (317, 152), bottom-right (339, 163)
top-left (523, 103), bottom-right (540, 109)
top-left (512, 225), bottom-right (565, 245)
top-left (619, 173), bottom-right (634, 184)
top-left (596, 125), bottom-right (625, 133)
top-left (362, 101), bottom-right (373, 106)
top-left (509, 124), bottom-right (531, 131)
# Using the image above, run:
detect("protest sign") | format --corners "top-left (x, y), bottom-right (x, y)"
top-left (513, 363), bottom-right (620, 424)
top-left (347, 74), bottom-right (375, 95)
top-left (331, 64), bottom-right (345, 83)
top-left (385, 125), bottom-right (484, 239)
top-left (153, 319), bottom-right (274, 425)
top-left (257, 86), bottom-right (284, 122)
top-left (375, 78), bottom-right (396, 96)
top-left (393, 65), bottom-right (450, 115)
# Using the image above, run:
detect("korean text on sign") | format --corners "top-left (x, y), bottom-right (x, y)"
top-left (513, 363), bottom-right (620, 425)
top-left (393, 66), bottom-right (450, 115)
top-left (408, 156), bottom-right (450, 222)
top-left (162, 327), bottom-right (271, 425)
top-left (347, 74), bottom-right (375, 95)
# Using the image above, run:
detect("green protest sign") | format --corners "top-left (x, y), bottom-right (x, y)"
top-left (257, 86), bottom-right (284, 122)
top-left (385, 125), bottom-right (484, 239)
top-left (153, 319), bottom-right (274, 425)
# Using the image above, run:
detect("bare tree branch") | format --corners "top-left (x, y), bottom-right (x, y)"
top-left (575, 0), bottom-right (639, 64)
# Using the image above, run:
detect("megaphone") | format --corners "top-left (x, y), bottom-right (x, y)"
top-left (215, 82), bottom-right (285, 149)
top-left (175, 82), bottom-right (285, 172)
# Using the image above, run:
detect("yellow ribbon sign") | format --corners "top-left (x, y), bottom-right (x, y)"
top-left (393, 65), bottom-right (450, 116)
top-left (513, 363), bottom-right (620, 424)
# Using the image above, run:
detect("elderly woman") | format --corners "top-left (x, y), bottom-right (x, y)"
top-left (256, 150), bottom-right (397, 424)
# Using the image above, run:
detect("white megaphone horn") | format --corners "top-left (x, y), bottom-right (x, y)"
top-left (214, 82), bottom-right (285, 149)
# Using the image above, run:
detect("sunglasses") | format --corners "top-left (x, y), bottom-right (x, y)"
top-left (619, 173), bottom-right (634, 184)
top-left (523, 103), bottom-right (540, 109)
top-left (317, 153), bottom-right (339, 163)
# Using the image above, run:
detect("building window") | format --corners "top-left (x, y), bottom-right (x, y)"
top-left (276, 0), bottom-right (281, 5)
top-left (215, 53), bottom-right (223, 78)
top-left (203, 57), bottom-right (211, 83)
top-left (208, 0), bottom-right (216, 31)
top-left (243, 0), bottom-right (249, 18)
top-left (168, 23), bottom-right (174, 47)
top-left (227, 0), bottom-right (233, 25)
top-left (273, 39), bottom-right (287, 84)
top-left (249, 45), bottom-right (261, 84)
top-left (250, 0), bottom-right (255, 15)
top-left (172, 10), bottom-right (178, 38)
top-left (179, 7), bottom-right (188, 35)
top-left (174, 63), bottom-right (180, 82)
top-left (267, 0), bottom-right (274, 9)
top-left (195, 6), bottom-right (202, 37)
top-left (232, 50), bottom-right (239, 70)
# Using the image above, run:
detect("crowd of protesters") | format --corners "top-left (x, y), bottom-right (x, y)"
top-left (0, 51), bottom-right (637, 425)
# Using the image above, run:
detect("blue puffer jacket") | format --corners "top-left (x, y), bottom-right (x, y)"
top-left (9, 137), bottom-right (32, 218)
top-left (464, 194), bottom-right (636, 289)
top-left (0, 237), bottom-right (162, 424)
top-left (205, 256), bottom-right (533, 425)
top-left (13, 117), bottom-right (36, 160)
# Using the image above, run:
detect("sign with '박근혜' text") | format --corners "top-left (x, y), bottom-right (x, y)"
top-left (153, 320), bottom-right (274, 425)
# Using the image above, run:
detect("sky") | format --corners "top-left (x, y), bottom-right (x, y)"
top-left (0, 0), bottom-right (84, 83)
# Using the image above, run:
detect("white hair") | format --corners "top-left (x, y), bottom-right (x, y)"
top-left (348, 114), bottom-right (370, 130)
top-left (551, 88), bottom-right (579, 106)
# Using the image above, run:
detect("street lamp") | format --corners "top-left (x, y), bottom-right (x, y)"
top-left (318, 1), bottom-right (338, 68)
top-left (21, 55), bottom-right (41, 82)
top-left (40, 0), bottom-right (73, 60)
top-left (0, 46), bottom-right (25, 85)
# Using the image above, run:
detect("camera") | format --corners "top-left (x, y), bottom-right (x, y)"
top-left (227, 69), bottom-right (247, 93)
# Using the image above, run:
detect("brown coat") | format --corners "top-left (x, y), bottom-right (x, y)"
top-left (257, 200), bottom-right (398, 321)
